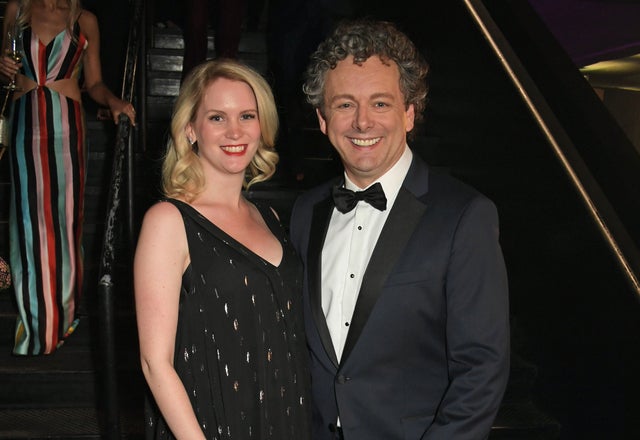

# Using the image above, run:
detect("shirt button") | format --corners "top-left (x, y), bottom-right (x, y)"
top-left (345, 322), bottom-right (350, 327)
top-left (358, 225), bottom-right (362, 230)
top-left (350, 274), bottom-right (355, 278)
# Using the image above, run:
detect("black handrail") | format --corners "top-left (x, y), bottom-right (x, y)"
top-left (97, 0), bottom-right (144, 438)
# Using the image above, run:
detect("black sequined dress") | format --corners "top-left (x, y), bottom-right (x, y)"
top-left (146, 198), bottom-right (311, 440)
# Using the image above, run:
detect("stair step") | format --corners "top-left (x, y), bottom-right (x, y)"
top-left (148, 48), bottom-right (184, 73)
top-left (152, 27), bottom-right (194, 50)
top-left (147, 71), bottom-right (181, 97)
top-left (146, 50), bottom-right (269, 98)
top-left (491, 401), bottom-right (561, 439)
top-left (0, 311), bottom-right (142, 406)
top-left (152, 28), bottom-right (267, 54)
top-left (0, 317), bottom-right (96, 408)
top-left (145, 96), bottom-right (175, 121)
top-left (0, 406), bottom-right (144, 439)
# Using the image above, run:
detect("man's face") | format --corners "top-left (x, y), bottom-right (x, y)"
top-left (317, 55), bottom-right (415, 188)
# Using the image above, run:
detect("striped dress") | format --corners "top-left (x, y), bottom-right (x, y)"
top-left (9, 21), bottom-right (88, 355)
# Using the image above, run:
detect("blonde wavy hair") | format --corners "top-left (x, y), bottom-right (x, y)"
top-left (162, 59), bottom-right (279, 201)
top-left (17, 0), bottom-right (83, 31)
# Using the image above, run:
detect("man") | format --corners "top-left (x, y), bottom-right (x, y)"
top-left (289, 19), bottom-right (510, 439)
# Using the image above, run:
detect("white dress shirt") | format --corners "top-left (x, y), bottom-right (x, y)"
top-left (321, 147), bottom-right (413, 361)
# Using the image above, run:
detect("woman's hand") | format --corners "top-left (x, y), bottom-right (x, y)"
top-left (108, 97), bottom-right (136, 126)
top-left (0, 53), bottom-right (21, 84)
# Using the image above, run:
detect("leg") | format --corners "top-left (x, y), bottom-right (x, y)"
top-left (182, 0), bottom-right (210, 80)
top-left (214, 0), bottom-right (248, 59)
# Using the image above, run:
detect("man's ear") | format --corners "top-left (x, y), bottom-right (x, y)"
top-left (316, 108), bottom-right (327, 135)
top-left (405, 103), bottom-right (415, 133)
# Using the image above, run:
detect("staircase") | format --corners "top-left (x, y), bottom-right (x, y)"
top-left (0, 1), bottom-right (143, 438)
top-left (0, 106), bottom-right (144, 440)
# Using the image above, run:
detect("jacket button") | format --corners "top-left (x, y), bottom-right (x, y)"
top-left (337, 375), bottom-right (349, 384)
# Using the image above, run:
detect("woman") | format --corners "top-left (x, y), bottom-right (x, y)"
top-left (134, 59), bottom-right (311, 439)
top-left (0, 0), bottom-right (136, 355)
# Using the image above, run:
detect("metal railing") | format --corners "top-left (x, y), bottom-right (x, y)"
top-left (96, 0), bottom-right (144, 438)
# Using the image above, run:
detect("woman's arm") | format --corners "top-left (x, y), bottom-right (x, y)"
top-left (134, 201), bottom-right (205, 440)
top-left (78, 10), bottom-right (136, 125)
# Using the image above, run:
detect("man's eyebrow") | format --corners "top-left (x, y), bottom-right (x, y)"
top-left (328, 92), bottom-right (396, 104)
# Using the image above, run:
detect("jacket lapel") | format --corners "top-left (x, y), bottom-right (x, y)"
top-left (308, 193), bottom-right (340, 368)
top-left (340, 158), bottom-right (430, 364)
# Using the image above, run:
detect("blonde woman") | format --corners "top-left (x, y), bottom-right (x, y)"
top-left (0, 0), bottom-right (135, 355)
top-left (134, 59), bottom-right (311, 439)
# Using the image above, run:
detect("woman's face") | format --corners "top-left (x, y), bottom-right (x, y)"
top-left (186, 77), bottom-right (261, 179)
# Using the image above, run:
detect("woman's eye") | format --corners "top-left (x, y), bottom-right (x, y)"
top-left (241, 113), bottom-right (257, 120)
top-left (209, 115), bottom-right (223, 122)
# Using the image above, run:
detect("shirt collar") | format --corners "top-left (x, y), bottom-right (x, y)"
top-left (343, 146), bottom-right (413, 207)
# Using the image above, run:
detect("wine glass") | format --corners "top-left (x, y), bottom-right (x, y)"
top-left (4, 26), bottom-right (23, 91)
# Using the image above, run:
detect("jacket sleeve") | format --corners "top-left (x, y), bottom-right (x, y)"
top-left (424, 195), bottom-right (510, 439)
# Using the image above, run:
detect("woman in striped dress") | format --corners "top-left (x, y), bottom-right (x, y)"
top-left (0, 0), bottom-right (136, 355)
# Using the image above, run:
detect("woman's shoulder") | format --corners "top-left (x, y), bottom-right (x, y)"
top-left (77, 9), bottom-right (98, 33)
top-left (4, 1), bottom-right (20, 25)
top-left (143, 199), bottom-right (185, 225)
top-left (6, 0), bottom-right (19, 12)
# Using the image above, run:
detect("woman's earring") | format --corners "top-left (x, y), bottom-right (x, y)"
top-left (190, 138), bottom-right (199, 155)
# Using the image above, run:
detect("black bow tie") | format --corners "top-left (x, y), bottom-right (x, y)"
top-left (332, 182), bottom-right (387, 213)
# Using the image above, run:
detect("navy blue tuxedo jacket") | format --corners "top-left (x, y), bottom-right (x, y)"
top-left (289, 155), bottom-right (510, 439)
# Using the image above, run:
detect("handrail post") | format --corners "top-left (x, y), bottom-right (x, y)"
top-left (96, 0), bottom-right (144, 436)
top-left (97, 117), bottom-right (128, 439)
top-left (127, 122), bottom-right (135, 261)
top-left (98, 274), bottom-right (120, 440)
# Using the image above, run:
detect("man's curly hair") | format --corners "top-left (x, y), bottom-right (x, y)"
top-left (303, 19), bottom-right (429, 128)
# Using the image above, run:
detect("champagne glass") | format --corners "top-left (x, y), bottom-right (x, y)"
top-left (4, 26), bottom-right (23, 91)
